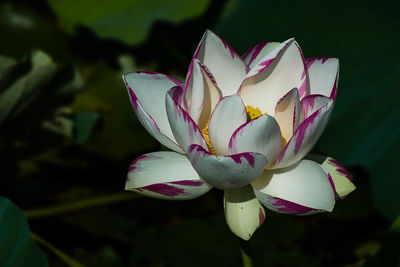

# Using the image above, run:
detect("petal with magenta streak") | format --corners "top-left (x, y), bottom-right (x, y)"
top-left (126, 151), bottom-right (212, 200)
top-left (188, 144), bottom-right (267, 190)
top-left (252, 160), bottom-right (335, 214)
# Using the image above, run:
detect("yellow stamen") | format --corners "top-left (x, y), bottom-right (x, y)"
top-left (246, 105), bottom-right (264, 121)
top-left (201, 126), bottom-right (216, 155)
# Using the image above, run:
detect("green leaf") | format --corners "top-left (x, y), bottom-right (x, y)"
top-left (47, 0), bottom-right (210, 45)
top-left (0, 196), bottom-right (48, 266)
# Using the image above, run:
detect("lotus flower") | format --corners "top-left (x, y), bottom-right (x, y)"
top-left (123, 30), bottom-right (356, 240)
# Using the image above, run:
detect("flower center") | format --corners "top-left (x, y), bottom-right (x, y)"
top-left (246, 105), bottom-right (264, 121)
top-left (246, 105), bottom-right (287, 148)
top-left (201, 105), bottom-right (288, 156)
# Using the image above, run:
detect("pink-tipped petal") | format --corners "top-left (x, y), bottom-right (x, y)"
top-left (307, 153), bottom-right (356, 199)
top-left (229, 115), bottom-right (282, 165)
top-left (126, 152), bottom-right (212, 200)
top-left (274, 88), bottom-right (301, 142)
top-left (299, 94), bottom-right (332, 123)
top-left (272, 99), bottom-right (334, 169)
top-left (242, 41), bottom-right (281, 68)
top-left (305, 58), bottom-right (339, 100)
top-left (123, 72), bottom-right (184, 152)
top-left (193, 30), bottom-right (248, 97)
top-left (208, 94), bottom-right (247, 155)
top-left (186, 60), bottom-right (222, 130)
top-left (240, 40), bottom-right (307, 116)
top-left (252, 160), bottom-right (335, 214)
top-left (188, 144), bottom-right (267, 190)
top-left (165, 87), bottom-right (208, 153)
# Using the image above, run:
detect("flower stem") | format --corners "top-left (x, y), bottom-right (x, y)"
top-left (238, 238), bottom-right (253, 267)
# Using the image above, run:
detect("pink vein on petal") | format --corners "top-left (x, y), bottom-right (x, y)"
top-left (170, 180), bottom-right (204, 186)
top-left (230, 153), bottom-right (256, 168)
top-left (246, 41), bottom-right (269, 67)
top-left (328, 158), bottom-right (352, 181)
top-left (271, 197), bottom-right (315, 214)
top-left (137, 184), bottom-right (185, 197)
top-left (258, 207), bottom-right (265, 226)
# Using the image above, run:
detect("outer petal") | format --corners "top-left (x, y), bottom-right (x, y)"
top-left (239, 40), bottom-right (307, 115)
top-left (272, 99), bottom-right (334, 169)
top-left (242, 41), bottom-right (281, 68)
top-left (185, 60), bottom-right (222, 129)
top-left (126, 152), bottom-right (212, 200)
top-left (307, 153), bottom-right (356, 199)
top-left (208, 95), bottom-right (247, 155)
top-left (252, 160), bottom-right (335, 214)
top-left (274, 88), bottom-right (301, 143)
top-left (124, 72), bottom-right (184, 153)
top-left (192, 30), bottom-right (248, 97)
top-left (229, 115), bottom-right (282, 165)
top-left (224, 185), bottom-right (265, 240)
top-left (165, 86), bottom-right (208, 153)
top-left (188, 144), bottom-right (267, 189)
top-left (305, 58), bottom-right (339, 100)
top-left (299, 94), bottom-right (332, 123)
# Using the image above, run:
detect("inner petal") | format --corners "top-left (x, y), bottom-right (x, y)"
top-left (246, 105), bottom-right (287, 148)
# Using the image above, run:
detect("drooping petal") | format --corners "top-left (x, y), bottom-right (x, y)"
top-left (274, 88), bottom-right (300, 142)
top-left (307, 153), bottom-right (356, 199)
top-left (208, 95), bottom-right (247, 155)
top-left (299, 94), bottom-right (332, 123)
top-left (252, 160), bottom-right (335, 214)
top-left (165, 86), bottom-right (208, 153)
top-left (305, 58), bottom-right (339, 100)
top-left (126, 151), bottom-right (212, 200)
top-left (272, 99), bottom-right (334, 169)
top-left (242, 41), bottom-right (281, 69)
top-left (239, 40), bottom-right (307, 115)
top-left (229, 115), bottom-right (282, 165)
top-left (188, 144), bottom-right (267, 189)
top-left (193, 30), bottom-right (248, 97)
top-left (224, 185), bottom-right (265, 240)
top-left (185, 60), bottom-right (222, 129)
top-left (123, 72), bottom-right (184, 153)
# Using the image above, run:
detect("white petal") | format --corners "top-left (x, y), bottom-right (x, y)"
top-left (208, 94), bottom-right (247, 155)
top-left (185, 60), bottom-right (222, 129)
top-left (165, 87), bottom-right (208, 153)
top-left (274, 88), bottom-right (301, 142)
top-left (307, 153), bottom-right (356, 199)
top-left (273, 100), bottom-right (334, 169)
top-left (229, 115), bottom-right (282, 165)
top-left (242, 41), bottom-right (281, 69)
top-left (306, 58), bottom-right (339, 100)
top-left (252, 160), bottom-right (335, 214)
top-left (188, 144), bottom-right (267, 189)
top-left (194, 30), bottom-right (248, 96)
top-left (224, 185), bottom-right (265, 240)
top-left (124, 72), bottom-right (184, 152)
top-left (239, 40), bottom-right (307, 115)
top-left (126, 152), bottom-right (212, 200)
top-left (299, 94), bottom-right (332, 123)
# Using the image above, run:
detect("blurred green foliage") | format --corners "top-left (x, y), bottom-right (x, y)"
top-left (0, 0), bottom-right (398, 266)
top-left (47, 0), bottom-right (210, 45)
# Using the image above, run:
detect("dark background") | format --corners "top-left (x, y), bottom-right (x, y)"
top-left (0, 0), bottom-right (399, 266)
